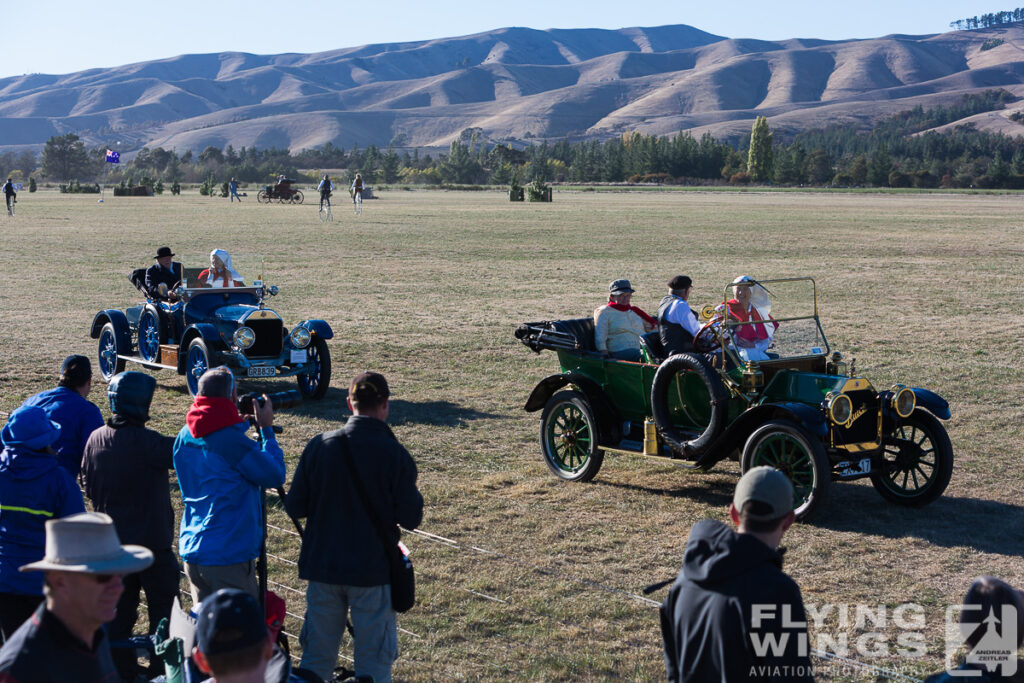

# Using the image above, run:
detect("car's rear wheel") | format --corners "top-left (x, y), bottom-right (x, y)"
top-left (138, 309), bottom-right (164, 363)
top-left (741, 420), bottom-right (830, 521)
top-left (870, 409), bottom-right (953, 507)
top-left (257, 190), bottom-right (270, 204)
top-left (185, 338), bottom-right (210, 397)
top-left (290, 190), bottom-right (304, 205)
top-left (97, 322), bottom-right (126, 381)
top-left (296, 335), bottom-right (330, 399)
top-left (540, 390), bottom-right (604, 481)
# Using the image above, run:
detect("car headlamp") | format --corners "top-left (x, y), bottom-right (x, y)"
top-left (289, 326), bottom-right (311, 349)
top-left (891, 385), bottom-right (915, 418)
top-left (233, 326), bottom-right (256, 349)
top-left (827, 392), bottom-right (853, 426)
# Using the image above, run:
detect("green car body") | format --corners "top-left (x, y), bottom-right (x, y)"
top-left (516, 277), bottom-right (953, 520)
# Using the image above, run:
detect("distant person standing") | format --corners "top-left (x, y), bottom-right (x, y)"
top-left (229, 177), bottom-right (241, 203)
top-left (2, 178), bottom-right (15, 216)
top-left (351, 173), bottom-right (364, 204)
top-left (21, 355), bottom-right (104, 478)
top-left (318, 174), bottom-right (333, 211)
top-left (286, 371), bottom-right (423, 683)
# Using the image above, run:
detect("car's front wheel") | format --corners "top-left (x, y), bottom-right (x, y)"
top-left (741, 420), bottom-right (830, 521)
top-left (97, 322), bottom-right (126, 381)
top-left (296, 335), bottom-right (330, 399)
top-left (870, 409), bottom-right (953, 507)
top-left (185, 338), bottom-right (210, 397)
top-left (290, 190), bottom-right (304, 205)
top-left (138, 309), bottom-right (164, 363)
top-left (539, 390), bottom-right (604, 481)
top-left (257, 190), bottom-right (270, 204)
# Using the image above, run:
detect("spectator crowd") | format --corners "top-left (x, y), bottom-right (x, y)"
top-left (0, 350), bottom-right (1019, 682)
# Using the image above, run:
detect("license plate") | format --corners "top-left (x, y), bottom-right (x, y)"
top-left (290, 349), bottom-right (307, 364)
top-left (247, 366), bottom-right (275, 378)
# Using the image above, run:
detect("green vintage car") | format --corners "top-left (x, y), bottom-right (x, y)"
top-left (515, 277), bottom-right (953, 520)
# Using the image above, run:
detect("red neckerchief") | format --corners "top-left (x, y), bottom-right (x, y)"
top-left (186, 396), bottom-right (246, 438)
top-left (726, 299), bottom-right (777, 340)
top-left (606, 300), bottom-right (658, 327)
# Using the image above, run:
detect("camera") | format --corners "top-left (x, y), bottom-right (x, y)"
top-left (237, 390), bottom-right (303, 415)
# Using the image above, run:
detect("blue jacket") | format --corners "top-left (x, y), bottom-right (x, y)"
top-left (173, 416), bottom-right (285, 566)
top-left (0, 446), bottom-right (86, 595)
top-left (22, 388), bottom-right (104, 478)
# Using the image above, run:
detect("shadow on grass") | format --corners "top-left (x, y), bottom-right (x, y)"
top-left (388, 398), bottom-right (501, 427)
top-left (817, 483), bottom-right (1024, 557)
top-left (592, 477), bottom-right (736, 509)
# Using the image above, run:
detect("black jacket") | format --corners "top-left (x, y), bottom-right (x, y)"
top-left (658, 294), bottom-right (696, 355)
top-left (0, 603), bottom-right (118, 681)
top-left (81, 417), bottom-right (175, 551)
top-left (144, 261), bottom-right (183, 299)
top-left (285, 415), bottom-right (423, 587)
top-left (660, 519), bottom-right (814, 682)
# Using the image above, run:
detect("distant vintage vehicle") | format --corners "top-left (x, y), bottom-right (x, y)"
top-left (257, 178), bottom-right (304, 204)
top-left (515, 277), bottom-right (953, 520)
top-left (90, 268), bottom-right (332, 397)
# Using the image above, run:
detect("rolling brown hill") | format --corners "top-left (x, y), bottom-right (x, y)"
top-left (3, 22), bottom-right (1024, 153)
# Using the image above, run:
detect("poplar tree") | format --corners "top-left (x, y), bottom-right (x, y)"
top-left (747, 116), bottom-right (774, 182)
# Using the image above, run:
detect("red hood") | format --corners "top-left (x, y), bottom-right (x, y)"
top-left (186, 396), bottom-right (246, 438)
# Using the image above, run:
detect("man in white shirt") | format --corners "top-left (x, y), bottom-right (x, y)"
top-left (657, 275), bottom-right (701, 356)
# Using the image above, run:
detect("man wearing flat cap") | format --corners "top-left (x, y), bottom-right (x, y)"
top-left (0, 512), bottom-right (153, 680)
top-left (145, 246), bottom-right (183, 302)
top-left (286, 371), bottom-right (423, 683)
top-left (594, 279), bottom-right (657, 362)
top-left (0, 407), bottom-right (86, 642)
top-left (658, 275), bottom-right (701, 356)
top-left (21, 355), bottom-right (104, 479)
top-left (660, 467), bottom-right (813, 682)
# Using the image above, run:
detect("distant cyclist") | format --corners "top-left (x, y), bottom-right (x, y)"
top-left (351, 173), bottom-right (364, 205)
top-left (2, 178), bottom-right (15, 216)
top-left (317, 174), bottom-right (334, 211)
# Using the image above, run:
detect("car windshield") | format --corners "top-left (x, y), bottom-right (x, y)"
top-left (721, 277), bottom-right (829, 360)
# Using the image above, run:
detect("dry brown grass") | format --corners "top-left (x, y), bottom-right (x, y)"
top-left (1, 188), bottom-right (1022, 681)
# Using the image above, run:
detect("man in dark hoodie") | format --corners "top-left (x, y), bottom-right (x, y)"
top-left (173, 367), bottom-right (284, 604)
top-left (660, 466), bottom-right (813, 682)
top-left (81, 371), bottom-right (179, 680)
top-left (0, 407), bottom-right (86, 641)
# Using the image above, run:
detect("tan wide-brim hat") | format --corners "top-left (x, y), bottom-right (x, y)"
top-left (20, 512), bottom-right (154, 575)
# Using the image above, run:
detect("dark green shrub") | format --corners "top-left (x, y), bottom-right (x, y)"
top-left (28, 177), bottom-right (36, 192)
top-left (981, 38), bottom-right (1004, 51)
top-left (171, 181), bottom-right (181, 195)
top-left (526, 178), bottom-right (551, 202)
top-left (154, 179), bottom-right (164, 195)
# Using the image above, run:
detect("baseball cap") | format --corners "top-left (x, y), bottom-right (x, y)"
top-left (196, 589), bottom-right (267, 657)
top-left (349, 371), bottom-right (391, 405)
top-left (733, 466), bottom-right (794, 520)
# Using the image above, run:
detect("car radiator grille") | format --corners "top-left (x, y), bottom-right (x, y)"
top-left (246, 319), bottom-right (283, 358)
top-left (832, 390), bottom-right (879, 446)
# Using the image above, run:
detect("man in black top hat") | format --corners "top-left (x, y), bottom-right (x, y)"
top-left (145, 246), bottom-right (183, 301)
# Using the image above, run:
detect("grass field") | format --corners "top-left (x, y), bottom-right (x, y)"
top-left (1, 189), bottom-right (1022, 681)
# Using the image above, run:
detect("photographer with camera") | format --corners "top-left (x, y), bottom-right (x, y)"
top-left (173, 367), bottom-right (285, 604)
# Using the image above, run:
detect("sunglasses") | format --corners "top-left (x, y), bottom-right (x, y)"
top-left (91, 574), bottom-right (119, 584)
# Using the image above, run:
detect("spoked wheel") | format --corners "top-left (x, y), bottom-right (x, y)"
top-left (318, 205), bottom-right (333, 222)
top-left (539, 390), bottom-right (604, 481)
top-left (257, 190), bottom-right (270, 204)
top-left (290, 190), bottom-right (304, 205)
top-left (353, 195), bottom-right (362, 215)
top-left (137, 309), bottom-right (164, 363)
top-left (97, 322), bottom-right (126, 381)
top-left (741, 420), bottom-right (830, 521)
top-left (185, 338), bottom-right (210, 397)
top-left (296, 335), bottom-right (331, 399)
top-left (870, 409), bottom-right (953, 506)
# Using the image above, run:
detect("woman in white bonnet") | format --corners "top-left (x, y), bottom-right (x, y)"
top-left (197, 249), bottom-right (245, 288)
top-left (726, 275), bottom-right (778, 362)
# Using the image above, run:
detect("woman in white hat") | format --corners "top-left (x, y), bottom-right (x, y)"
top-left (197, 249), bottom-right (245, 288)
top-left (725, 275), bottom-right (778, 362)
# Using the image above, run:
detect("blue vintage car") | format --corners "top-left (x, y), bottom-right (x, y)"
top-left (90, 269), bottom-right (332, 397)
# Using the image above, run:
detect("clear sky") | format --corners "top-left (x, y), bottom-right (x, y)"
top-left (1, 0), bottom-right (1003, 79)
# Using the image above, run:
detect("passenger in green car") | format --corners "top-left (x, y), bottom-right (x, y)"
top-left (594, 279), bottom-right (657, 362)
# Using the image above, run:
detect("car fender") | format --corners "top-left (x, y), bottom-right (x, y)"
top-left (524, 373), bottom-right (622, 446)
top-left (910, 388), bottom-right (951, 420)
top-left (297, 319), bottom-right (334, 340)
top-left (697, 402), bottom-right (828, 469)
top-left (90, 310), bottom-right (131, 352)
top-left (177, 323), bottom-right (225, 374)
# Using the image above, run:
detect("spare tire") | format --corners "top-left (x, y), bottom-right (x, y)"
top-left (650, 353), bottom-right (729, 458)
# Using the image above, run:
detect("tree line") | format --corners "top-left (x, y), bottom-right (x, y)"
top-left (12, 89), bottom-right (1024, 191)
top-left (949, 8), bottom-right (1024, 30)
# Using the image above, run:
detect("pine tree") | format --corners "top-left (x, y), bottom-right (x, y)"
top-left (747, 116), bottom-right (774, 182)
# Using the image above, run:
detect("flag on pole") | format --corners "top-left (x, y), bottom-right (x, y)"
top-left (105, 149), bottom-right (120, 164)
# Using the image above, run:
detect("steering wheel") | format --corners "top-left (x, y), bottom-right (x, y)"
top-left (693, 318), bottom-right (725, 353)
